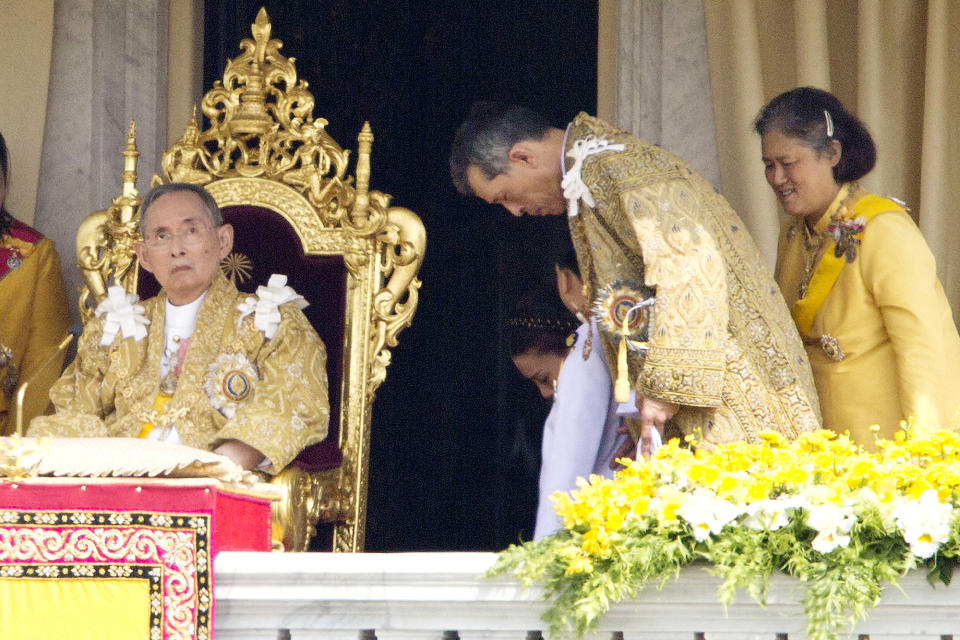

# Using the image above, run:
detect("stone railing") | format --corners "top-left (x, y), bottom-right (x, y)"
top-left (214, 551), bottom-right (960, 639)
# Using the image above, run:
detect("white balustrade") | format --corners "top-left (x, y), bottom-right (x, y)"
top-left (214, 551), bottom-right (960, 640)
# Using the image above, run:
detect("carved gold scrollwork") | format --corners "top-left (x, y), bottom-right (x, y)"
top-left (369, 206), bottom-right (426, 393)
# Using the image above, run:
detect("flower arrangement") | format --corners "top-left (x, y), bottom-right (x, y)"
top-left (489, 426), bottom-right (960, 640)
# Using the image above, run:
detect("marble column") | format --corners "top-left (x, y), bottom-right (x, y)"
top-left (611, 0), bottom-right (720, 188)
top-left (35, 0), bottom-right (168, 325)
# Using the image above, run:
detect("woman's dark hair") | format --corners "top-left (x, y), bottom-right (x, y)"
top-left (507, 279), bottom-right (577, 358)
top-left (754, 86), bottom-right (876, 182)
top-left (0, 132), bottom-right (14, 235)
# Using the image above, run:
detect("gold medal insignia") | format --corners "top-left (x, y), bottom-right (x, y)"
top-left (593, 281), bottom-right (653, 351)
top-left (204, 353), bottom-right (259, 418)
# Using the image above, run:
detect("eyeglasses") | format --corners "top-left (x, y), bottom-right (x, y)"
top-left (142, 224), bottom-right (215, 249)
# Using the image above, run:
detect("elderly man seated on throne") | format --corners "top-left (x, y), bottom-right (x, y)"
top-left (29, 183), bottom-right (330, 471)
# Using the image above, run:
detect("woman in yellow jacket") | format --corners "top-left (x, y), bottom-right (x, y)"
top-left (0, 132), bottom-right (69, 434)
top-left (755, 87), bottom-right (960, 445)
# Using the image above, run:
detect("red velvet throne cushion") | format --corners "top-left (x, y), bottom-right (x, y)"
top-left (138, 205), bottom-right (345, 471)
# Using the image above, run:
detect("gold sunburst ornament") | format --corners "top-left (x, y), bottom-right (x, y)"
top-left (221, 252), bottom-right (254, 285)
top-left (593, 281), bottom-right (655, 402)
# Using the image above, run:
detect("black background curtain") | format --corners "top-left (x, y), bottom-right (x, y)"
top-left (203, 0), bottom-right (597, 551)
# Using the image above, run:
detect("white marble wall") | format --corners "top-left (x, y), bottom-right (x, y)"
top-left (612, 0), bottom-right (719, 188)
top-left (34, 0), bottom-right (168, 324)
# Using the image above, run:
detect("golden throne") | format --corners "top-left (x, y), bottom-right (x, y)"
top-left (74, 8), bottom-right (425, 552)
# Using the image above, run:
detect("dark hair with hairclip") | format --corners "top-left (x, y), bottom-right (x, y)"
top-left (0, 132), bottom-right (15, 236)
top-left (507, 279), bottom-right (577, 358)
top-left (754, 86), bottom-right (876, 182)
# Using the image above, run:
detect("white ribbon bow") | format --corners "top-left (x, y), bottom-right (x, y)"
top-left (95, 285), bottom-right (150, 346)
top-left (561, 135), bottom-right (625, 217)
top-left (236, 274), bottom-right (308, 339)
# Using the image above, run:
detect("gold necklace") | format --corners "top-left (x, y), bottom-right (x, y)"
top-left (798, 225), bottom-right (824, 300)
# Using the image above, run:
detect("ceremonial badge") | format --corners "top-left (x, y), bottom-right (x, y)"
top-left (593, 281), bottom-right (654, 352)
top-left (204, 353), bottom-right (259, 418)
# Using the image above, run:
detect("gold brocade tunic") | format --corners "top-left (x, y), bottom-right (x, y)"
top-left (28, 273), bottom-right (330, 472)
top-left (776, 184), bottom-right (960, 444)
top-left (0, 231), bottom-right (70, 434)
top-left (566, 114), bottom-right (821, 446)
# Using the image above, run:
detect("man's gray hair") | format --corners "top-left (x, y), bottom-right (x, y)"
top-left (138, 182), bottom-right (223, 234)
top-left (449, 101), bottom-right (552, 196)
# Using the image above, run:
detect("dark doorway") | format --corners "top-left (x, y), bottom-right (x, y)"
top-left (204, 0), bottom-right (598, 550)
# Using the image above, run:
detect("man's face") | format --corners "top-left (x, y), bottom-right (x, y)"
top-left (135, 190), bottom-right (233, 305)
top-left (466, 157), bottom-right (566, 218)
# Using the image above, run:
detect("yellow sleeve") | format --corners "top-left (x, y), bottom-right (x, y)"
top-left (858, 212), bottom-right (958, 428)
top-left (27, 316), bottom-right (112, 437)
top-left (213, 304), bottom-right (330, 472)
top-left (17, 238), bottom-right (71, 425)
top-left (589, 169), bottom-right (727, 408)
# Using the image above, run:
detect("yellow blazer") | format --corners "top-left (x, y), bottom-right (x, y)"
top-left (0, 231), bottom-right (70, 435)
top-left (776, 185), bottom-right (960, 444)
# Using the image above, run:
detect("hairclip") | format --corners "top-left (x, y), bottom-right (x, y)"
top-left (824, 110), bottom-right (834, 138)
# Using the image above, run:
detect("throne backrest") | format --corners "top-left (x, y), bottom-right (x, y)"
top-left (75, 8), bottom-right (425, 552)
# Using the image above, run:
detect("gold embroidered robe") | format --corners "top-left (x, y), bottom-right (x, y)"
top-left (776, 184), bottom-right (960, 444)
top-left (0, 231), bottom-right (70, 435)
top-left (28, 273), bottom-right (330, 472)
top-left (567, 114), bottom-right (821, 445)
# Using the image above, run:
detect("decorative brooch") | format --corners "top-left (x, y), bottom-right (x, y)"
top-left (95, 285), bottom-right (150, 346)
top-left (592, 280), bottom-right (653, 352)
top-left (820, 334), bottom-right (845, 361)
top-left (236, 273), bottom-right (308, 339)
top-left (827, 211), bottom-right (867, 263)
top-left (204, 352), bottom-right (259, 419)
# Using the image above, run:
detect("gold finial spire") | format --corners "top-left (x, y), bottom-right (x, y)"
top-left (229, 8), bottom-right (274, 136)
top-left (351, 122), bottom-right (373, 222)
top-left (121, 119), bottom-right (139, 199)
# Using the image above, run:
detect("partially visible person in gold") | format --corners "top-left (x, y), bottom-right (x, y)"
top-left (758, 87), bottom-right (960, 445)
top-left (0, 132), bottom-right (70, 435)
top-left (450, 103), bottom-right (821, 454)
top-left (29, 182), bottom-right (330, 471)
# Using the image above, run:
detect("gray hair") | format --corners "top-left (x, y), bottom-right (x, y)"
top-left (449, 101), bottom-right (552, 196)
top-left (138, 182), bottom-right (223, 235)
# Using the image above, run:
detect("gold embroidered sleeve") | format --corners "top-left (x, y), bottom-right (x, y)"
top-left (594, 168), bottom-right (727, 407)
top-left (213, 304), bottom-right (330, 473)
top-left (27, 318), bottom-right (113, 437)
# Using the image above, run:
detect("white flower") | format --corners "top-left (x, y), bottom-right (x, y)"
top-left (95, 285), bottom-right (149, 345)
top-left (744, 497), bottom-right (799, 531)
top-left (806, 504), bottom-right (856, 553)
top-left (677, 489), bottom-right (744, 542)
top-left (236, 273), bottom-right (308, 339)
top-left (893, 489), bottom-right (954, 559)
